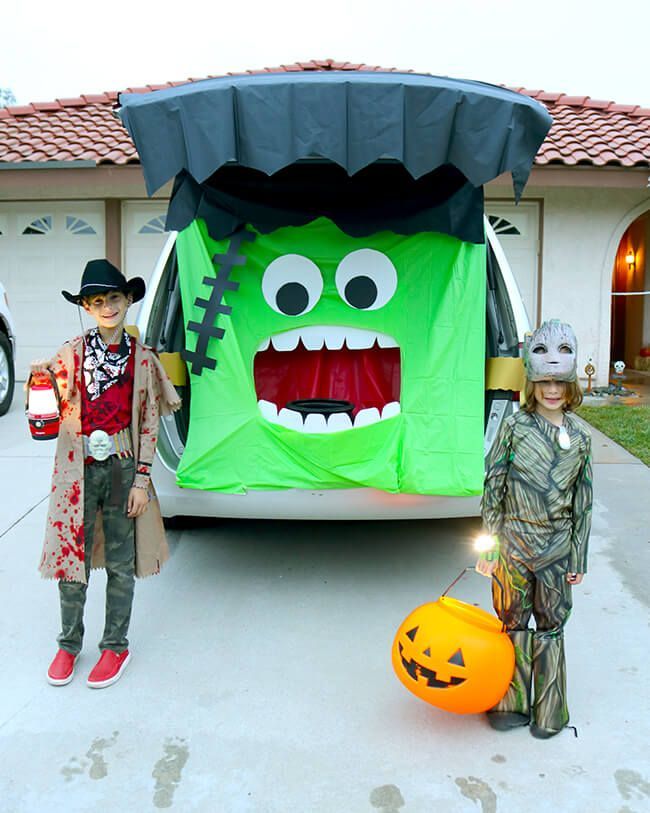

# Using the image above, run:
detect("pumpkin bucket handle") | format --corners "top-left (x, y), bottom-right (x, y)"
top-left (442, 566), bottom-right (504, 597)
top-left (440, 567), bottom-right (508, 635)
top-left (441, 567), bottom-right (477, 596)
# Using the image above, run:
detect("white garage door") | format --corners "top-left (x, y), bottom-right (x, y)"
top-left (485, 201), bottom-right (540, 326)
top-left (0, 202), bottom-right (105, 379)
top-left (122, 202), bottom-right (170, 323)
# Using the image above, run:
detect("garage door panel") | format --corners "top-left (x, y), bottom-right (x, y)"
top-left (122, 202), bottom-right (169, 323)
top-left (0, 202), bottom-right (105, 378)
top-left (486, 202), bottom-right (540, 325)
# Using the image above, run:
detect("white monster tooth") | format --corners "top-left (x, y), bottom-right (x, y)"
top-left (271, 330), bottom-right (300, 352)
top-left (277, 407), bottom-right (304, 431)
top-left (323, 327), bottom-right (346, 350)
top-left (326, 413), bottom-right (353, 432)
top-left (257, 337), bottom-right (270, 352)
top-left (258, 399), bottom-right (278, 422)
top-left (303, 413), bottom-right (328, 432)
top-left (377, 333), bottom-right (398, 349)
top-left (354, 407), bottom-right (381, 427)
top-left (381, 401), bottom-right (401, 420)
top-left (344, 328), bottom-right (375, 350)
top-left (300, 326), bottom-right (325, 351)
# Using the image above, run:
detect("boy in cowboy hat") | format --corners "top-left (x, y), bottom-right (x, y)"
top-left (31, 259), bottom-right (181, 688)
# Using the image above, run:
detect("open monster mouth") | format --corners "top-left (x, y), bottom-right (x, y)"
top-left (253, 326), bottom-right (401, 432)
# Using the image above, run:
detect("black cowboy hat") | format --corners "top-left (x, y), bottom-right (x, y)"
top-left (61, 259), bottom-right (145, 305)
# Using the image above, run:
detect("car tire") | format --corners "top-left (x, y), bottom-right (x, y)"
top-left (0, 331), bottom-right (15, 416)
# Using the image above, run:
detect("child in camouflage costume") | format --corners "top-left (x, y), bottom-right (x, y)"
top-left (477, 320), bottom-right (592, 738)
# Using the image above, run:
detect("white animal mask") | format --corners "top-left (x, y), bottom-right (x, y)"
top-left (524, 320), bottom-right (577, 382)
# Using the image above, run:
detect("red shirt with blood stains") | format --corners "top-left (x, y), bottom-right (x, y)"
top-left (81, 341), bottom-right (135, 437)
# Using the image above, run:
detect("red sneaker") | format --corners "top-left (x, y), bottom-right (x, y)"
top-left (87, 649), bottom-right (131, 689)
top-left (47, 649), bottom-right (78, 686)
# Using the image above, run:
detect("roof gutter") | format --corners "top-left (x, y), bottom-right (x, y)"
top-left (0, 160), bottom-right (97, 170)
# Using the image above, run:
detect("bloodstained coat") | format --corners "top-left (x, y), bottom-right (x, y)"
top-left (39, 334), bottom-right (181, 583)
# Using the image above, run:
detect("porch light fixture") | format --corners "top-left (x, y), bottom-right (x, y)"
top-left (625, 249), bottom-right (636, 272)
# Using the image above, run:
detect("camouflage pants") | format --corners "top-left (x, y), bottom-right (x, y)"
top-left (490, 555), bottom-right (573, 734)
top-left (58, 457), bottom-right (135, 655)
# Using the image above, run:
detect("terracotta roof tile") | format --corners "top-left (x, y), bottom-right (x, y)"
top-left (1, 60), bottom-right (649, 170)
top-left (537, 92), bottom-right (564, 103)
top-left (7, 105), bottom-right (37, 116)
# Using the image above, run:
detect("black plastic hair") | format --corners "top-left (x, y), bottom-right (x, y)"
top-left (182, 228), bottom-right (256, 376)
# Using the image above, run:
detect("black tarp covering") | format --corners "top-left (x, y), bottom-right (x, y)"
top-left (167, 162), bottom-right (486, 243)
top-left (118, 71), bottom-right (552, 244)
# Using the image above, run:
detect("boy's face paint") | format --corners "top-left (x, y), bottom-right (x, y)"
top-left (176, 217), bottom-right (487, 496)
top-left (83, 291), bottom-right (131, 333)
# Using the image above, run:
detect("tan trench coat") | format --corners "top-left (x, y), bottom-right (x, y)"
top-left (39, 334), bottom-right (181, 583)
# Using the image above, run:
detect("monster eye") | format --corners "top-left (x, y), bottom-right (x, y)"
top-left (532, 343), bottom-right (547, 354)
top-left (335, 249), bottom-right (397, 310)
top-left (559, 344), bottom-right (573, 354)
top-left (262, 255), bottom-right (323, 316)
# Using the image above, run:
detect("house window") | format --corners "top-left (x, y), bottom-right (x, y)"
top-left (488, 215), bottom-right (521, 236)
top-left (66, 216), bottom-right (96, 235)
top-left (22, 216), bottom-right (53, 235)
top-left (138, 215), bottom-right (167, 234)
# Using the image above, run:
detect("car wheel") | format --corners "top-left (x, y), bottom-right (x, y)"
top-left (0, 331), bottom-right (15, 416)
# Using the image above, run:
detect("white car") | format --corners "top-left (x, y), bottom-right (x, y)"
top-left (136, 219), bottom-right (530, 520)
top-left (0, 281), bottom-right (17, 415)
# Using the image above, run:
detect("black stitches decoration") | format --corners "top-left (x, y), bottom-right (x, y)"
top-left (182, 228), bottom-right (256, 376)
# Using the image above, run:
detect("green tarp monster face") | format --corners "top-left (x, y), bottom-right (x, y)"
top-left (176, 216), bottom-right (486, 495)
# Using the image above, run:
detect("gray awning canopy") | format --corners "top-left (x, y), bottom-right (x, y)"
top-left (118, 71), bottom-right (552, 200)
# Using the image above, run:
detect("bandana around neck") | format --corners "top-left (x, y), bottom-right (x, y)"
top-left (83, 327), bottom-right (131, 401)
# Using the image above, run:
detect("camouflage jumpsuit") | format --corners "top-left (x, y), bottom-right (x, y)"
top-left (481, 408), bottom-right (592, 735)
top-left (58, 456), bottom-right (137, 654)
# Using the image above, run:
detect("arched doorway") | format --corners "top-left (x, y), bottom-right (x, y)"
top-left (610, 211), bottom-right (650, 369)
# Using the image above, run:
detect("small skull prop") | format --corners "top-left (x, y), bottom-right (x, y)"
top-left (88, 429), bottom-right (112, 461)
top-left (614, 360), bottom-right (626, 375)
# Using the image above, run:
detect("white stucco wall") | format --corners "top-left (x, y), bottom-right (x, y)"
top-left (520, 185), bottom-right (650, 385)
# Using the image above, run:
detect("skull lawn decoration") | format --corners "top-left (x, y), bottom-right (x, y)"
top-left (614, 360), bottom-right (626, 375)
top-left (523, 319), bottom-right (577, 382)
top-left (392, 597), bottom-right (514, 714)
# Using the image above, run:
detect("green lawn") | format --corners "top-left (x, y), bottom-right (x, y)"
top-left (576, 406), bottom-right (650, 466)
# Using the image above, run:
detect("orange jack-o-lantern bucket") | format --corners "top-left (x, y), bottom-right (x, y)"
top-left (392, 594), bottom-right (514, 714)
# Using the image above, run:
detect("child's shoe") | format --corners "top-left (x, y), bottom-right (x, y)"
top-left (487, 711), bottom-right (530, 731)
top-left (529, 722), bottom-right (566, 739)
top-left (87, 649), bottom-right (131, 689)
top-left (47, 649), bottom-right (78, 686)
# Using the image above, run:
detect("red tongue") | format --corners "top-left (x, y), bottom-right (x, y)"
top-left (253, 342), bottom-right (400, 417)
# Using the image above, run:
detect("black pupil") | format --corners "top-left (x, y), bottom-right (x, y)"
top-left (345, 276), bottom-right (377, 309)
top-left (276, 282), bottom-right (309, 316)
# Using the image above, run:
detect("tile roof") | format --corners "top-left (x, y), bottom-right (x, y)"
top-left (1, 59), bottom-right (649, 170)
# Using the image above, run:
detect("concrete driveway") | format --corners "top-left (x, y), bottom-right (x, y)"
top-left (1, 386), bottom-right (648, 813)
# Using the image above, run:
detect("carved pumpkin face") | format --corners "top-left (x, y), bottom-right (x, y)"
top-left (391, 597), bottom-right (515, 714)
top-left (398, 626), bottom-right (468, 689)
